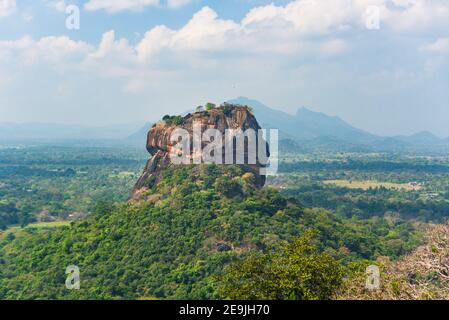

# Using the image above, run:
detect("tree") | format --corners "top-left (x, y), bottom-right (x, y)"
top-left (162, 115), bottom-right (183, 126)
top-left (222, 103), bottom-right (233, 116)
top-left (219, 230), bottom-right (344, 300)
top-left (214, 176), bottom-right (242, 198)
top-left (205, 103), bottom-right (216, 111)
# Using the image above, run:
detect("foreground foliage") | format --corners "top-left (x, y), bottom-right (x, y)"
top-left (337, 222), bottom-right (449, 300)
top-left (0, 164), bottom-right (406, 300)
top-left (0, 160), bottom-right (431, 300)
top-left (219, 231), bottom-right (344, 300)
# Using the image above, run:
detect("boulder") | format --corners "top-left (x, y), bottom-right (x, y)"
top-left (132, 104), bottom-right (270, 198)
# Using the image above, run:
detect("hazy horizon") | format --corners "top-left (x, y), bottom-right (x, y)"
top-left (1, 97), bottom-right (448, 139)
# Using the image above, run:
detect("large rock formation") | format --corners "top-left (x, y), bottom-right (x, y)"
top-left (132, 104), bottom-right (269, 198)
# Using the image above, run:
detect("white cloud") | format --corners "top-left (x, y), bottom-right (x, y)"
top-left (3, 1), bottom-right (449, 69)
top-left (90, 30), bottom-right (134, 59)
top-left (2, 0), bottom-right (449, 130)
top-left (53, 0), bottom-right (68, 12)
top-left (136, 2), bottom-right (378, 60)
top-left (0, 0), bottom-right (16, 18)
top-left (242, 0), bottom-right (449, 35)
top-left (3, 1), bottom-right (445, 73)
top-left (44, 0), bottom-right (76, 12)
top-left (421, 38), bottom-right (449, 53)
top-left (136, 6), bottom-right (240, 59)
top-left (242, 0), bottom-right (387, 34)
top-left (85, 0), bottom-right (160, 12)
top-left (0, 35), bottom-right (92, 66)
top-left (136, 25), bottom-right (175, 60)
top-left (86, 31), bottom-right (138, 78)
top-left (386, 0), bottom-right (449, 32)
top-left (171, 6), bottom-right (239, 50)
top-left (167, 0), bottom-right (193, 9)
top-left (133, 0), bottom-right (449, 62)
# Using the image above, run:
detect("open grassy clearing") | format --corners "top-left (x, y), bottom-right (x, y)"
top-left (323, 179), bottom-right (421, 191)
top-left (0, 221), bottom-right (71, 240)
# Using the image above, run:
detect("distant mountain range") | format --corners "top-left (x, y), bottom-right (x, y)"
top-left (124, 122), bottom-right (153, 146)
top-left (228, 97), bottom-right (378, 141)
top-left (228, 97), bottom-right (449, 153)
top-left (1, 98), bottom-right (448, 153)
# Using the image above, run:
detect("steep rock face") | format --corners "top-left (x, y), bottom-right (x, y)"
top-left (132, 105), bottom-right (269, 198)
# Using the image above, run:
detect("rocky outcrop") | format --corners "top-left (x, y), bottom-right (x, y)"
top-left (131, 105), bottom-right (269, 198)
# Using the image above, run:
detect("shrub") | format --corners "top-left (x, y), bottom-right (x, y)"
top-left (219, 230), bottom-right (344, 300)
top-left (205, 103), bottom-right (216, 111)
top-left (162, 115), bottom-right (184, 126)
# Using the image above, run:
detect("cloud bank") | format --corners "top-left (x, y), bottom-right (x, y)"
top-left (0, 0), bottom-right (15, 18)
top-left (1, 0), bottom-right (449, 135)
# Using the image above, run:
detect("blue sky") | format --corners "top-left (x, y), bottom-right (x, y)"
top-left (0, 0), bottom-right (448, 136)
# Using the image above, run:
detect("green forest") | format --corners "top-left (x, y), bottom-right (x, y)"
top-left (0, 145), bottom-right (448, 299)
